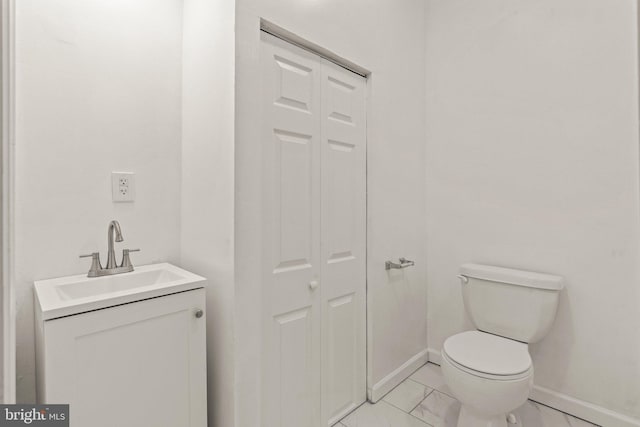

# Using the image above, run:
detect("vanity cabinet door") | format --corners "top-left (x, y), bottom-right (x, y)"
top-left (41, 288), bottom-right (207, 427)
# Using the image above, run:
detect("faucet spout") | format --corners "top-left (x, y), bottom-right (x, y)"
top-left (79, 220), bottom-right (139, 277)
top-left (106, 220), bottom-right (123, 269)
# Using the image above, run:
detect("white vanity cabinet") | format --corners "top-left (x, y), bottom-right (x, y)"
top-left (34, 264), bottom-right (207, 427)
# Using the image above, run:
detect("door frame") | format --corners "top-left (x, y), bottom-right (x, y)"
top-left (1, 0), bottom-right (16, 403)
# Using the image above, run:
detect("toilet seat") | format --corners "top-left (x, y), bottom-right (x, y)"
top-left (443, 331), bottom-right (532, 380)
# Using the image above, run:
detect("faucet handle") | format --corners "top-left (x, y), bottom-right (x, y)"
top-left (79, 252), bottom-right (102, 277)
top-left (79, 252), bottom-right (98, 258)
top-left (120, 248), bottom-right (140, 269)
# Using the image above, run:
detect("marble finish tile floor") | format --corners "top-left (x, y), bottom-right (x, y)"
top-left (336, 363), bottom-right (599, 427)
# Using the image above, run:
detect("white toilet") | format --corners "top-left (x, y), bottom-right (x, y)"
top-left (441, 264), bottom-right (564, 427)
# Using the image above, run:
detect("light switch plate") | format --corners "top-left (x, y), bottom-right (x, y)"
top-left (111, 172), bottom-right (135, 202)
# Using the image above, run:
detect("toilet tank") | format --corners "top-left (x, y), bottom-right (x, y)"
top-left (459, 264), bottom-right (564, 343)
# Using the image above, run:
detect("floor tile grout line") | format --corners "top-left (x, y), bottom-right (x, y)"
top-left (408, 362), bottom-right (456, 396)
top-left (430, 387), bottom-right (456, 400)
top-left (406, 406), bottom-right (436, 427)
top-left (339, 373), bottom-right (433, 426)
top-left (381, 397), bottom-right (414, 415)
top-left (381, 377), bottom-right (435, 412)
top-left (407, 387), bottom-right (435, 415)
top-left (409, 375), bottom-right (457, 400)
top-left (378, 400), bottom-right (433, 427)
top-left (380, 397), bottom-right (411, 415)
top-left (380, 385), bottom-right (433, 416)
top-left (529, 399), bottom-right (601, 427)
top-left (337, 399), bottom-right (368, 426)
top-left (383, 373), bottom-right (429, 400)
top-left (406, 377), bottom-right (429, 388)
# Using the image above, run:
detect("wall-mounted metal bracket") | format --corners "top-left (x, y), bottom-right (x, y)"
top-left (385, 257), bottom-right (415, 270)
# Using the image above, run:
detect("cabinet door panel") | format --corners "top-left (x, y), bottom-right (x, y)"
top-left (43, 289), bottom-right (207, 427)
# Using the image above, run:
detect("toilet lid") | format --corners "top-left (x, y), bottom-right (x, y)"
top-left (443, 331), bottom-right (531, 376)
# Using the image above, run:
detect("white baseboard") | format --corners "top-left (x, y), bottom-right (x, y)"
top-left (427, 349), bottom-right (640, 427)
top-left (530, 385), bottom-right (640, 427)
top-left (427, 347), bottom-right (442, 365)
top-left (368, 349), bottom-right (429, 402)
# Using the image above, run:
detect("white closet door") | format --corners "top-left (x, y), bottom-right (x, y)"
top-left (260, 32), bottom-right (366, 427)
top-left (320, 60), bottom-right (367, 425)
top-left (261, 32), bottom-right (322, 427)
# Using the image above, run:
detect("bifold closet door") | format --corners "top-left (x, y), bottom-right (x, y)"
top-left (320, 60), bottom-right (366, 425)
top-left (261, 32), bottom-right (322, 427)
top-left (260, 31), bottom-right (366, 427)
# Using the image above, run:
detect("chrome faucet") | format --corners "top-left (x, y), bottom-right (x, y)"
top-left (106, 220), bottom-right (123, 269)
top-left (80, 220), bottom-right (140, 277)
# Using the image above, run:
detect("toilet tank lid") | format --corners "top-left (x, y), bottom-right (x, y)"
top-left (460, 264), bottom-right (564, 291)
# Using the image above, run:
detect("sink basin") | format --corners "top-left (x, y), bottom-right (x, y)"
top-left (55, 269), bottom-right (185, 301)
top-left (35, 263), bottom-right (206, 320)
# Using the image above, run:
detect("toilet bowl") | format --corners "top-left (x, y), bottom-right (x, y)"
top-left (441, 331), bottom-right (533, 427)
top-left (443, 264), bottom-right (564, 427)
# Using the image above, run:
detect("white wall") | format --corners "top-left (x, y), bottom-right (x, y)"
top-left (235, 1), bottom-right (427, 426)
top-left (425, 0), bottom-right (640, 422)
top-left (180, 0), bottom-right (235, 426)
top-left (14, 0), bottom-right (183, 402)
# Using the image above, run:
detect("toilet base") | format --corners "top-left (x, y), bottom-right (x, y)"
top-left (457, 405), bottom-right (508, 427)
